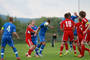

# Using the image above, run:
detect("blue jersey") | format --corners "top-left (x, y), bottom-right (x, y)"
top-left (31, 25), bottom-right (38, 45)
top-left (62, 16), bottom-right (78, 21)
top-left (71, 16), bottom-right (78, 21)
top-left (2, 22), bottom-right (16, 36)
top-left (31, 25), bottom-right (38, 38)
top-left (62, 16), bottom-right (78, 36)
top-left (39, 22), bottom-right (48, 36)
top-left (1, 22), bottom-right (16, 47)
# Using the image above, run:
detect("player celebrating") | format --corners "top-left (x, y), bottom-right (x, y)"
top-left (25, 21), bottom-right (37, 58)
top-left (35, 19), bottom-right (53, 57)
top-left (78, 11), bottom-right (90, 58)
top-left (84, 22), bottom-right (90, 46)
top-left (0, 17), bottom-right (20, 60)
top-left (75, 18), bottom-right (83, 55)
top-left (59, 13), bottom-right (76, 56)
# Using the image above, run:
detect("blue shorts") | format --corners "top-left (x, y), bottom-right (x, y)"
top-left (31, 37), bottom-right (38, 45)
top-left (39, 34), bottom-right (46, 42)
top-left (1, 35), bottom-right (14, 47)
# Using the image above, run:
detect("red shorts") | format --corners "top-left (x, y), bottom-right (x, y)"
top-left (25, 37), bottom-right (33, 47)
top-left (77, 33), bottom-right (83, 43)
top-left (62, 31), bottom-right (74, 42)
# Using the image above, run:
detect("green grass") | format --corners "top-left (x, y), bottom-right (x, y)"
top-left (0, 42), bottom-right (90, 60)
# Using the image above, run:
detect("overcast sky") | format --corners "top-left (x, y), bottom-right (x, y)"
top-left (0, 0), bottom-right (90, 18)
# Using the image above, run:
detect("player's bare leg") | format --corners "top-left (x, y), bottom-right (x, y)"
top-left (26, 45), bottom-right (35, 58)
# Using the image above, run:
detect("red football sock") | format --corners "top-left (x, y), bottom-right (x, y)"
top-left (60, 45), bottom-right (64, 54)
top-left (28, 47), bottom-right (34, 55)
top-left (85, 48), bottom-right (89, 51)
top-left (72, 44), bottom-right (76, 54)
top-left (78, 47), bottom-right (81, 54)
top-left (81, 44), bottom-right (85, 56)
top-left (65, 43), bottom-right (68, 51)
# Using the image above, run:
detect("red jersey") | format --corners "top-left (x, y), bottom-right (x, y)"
top-left (25, 25), bottom-right (34, 38)
top-left (75, 22), bottom-right (83, 35)
top-left (87, 25), bottom-right (90, 33)
top-left (82, 18), bottom-right (88, 31)
top-left (60, 19), bottom-right (75, 31)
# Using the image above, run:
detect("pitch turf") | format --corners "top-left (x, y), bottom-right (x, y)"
top-left (0, 42), bottom-right (90, 60)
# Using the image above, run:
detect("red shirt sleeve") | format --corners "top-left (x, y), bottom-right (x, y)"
top-left (60, 21), bottom-right (64, 29)
top-left (28, 25), bottom-right (34, 32)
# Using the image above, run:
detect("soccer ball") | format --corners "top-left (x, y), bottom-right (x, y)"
top-left (44, 22), bottom-right (49, 26)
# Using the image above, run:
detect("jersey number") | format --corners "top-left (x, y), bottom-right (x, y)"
top-left (28, 31), bottom-right (30, 33)
top-left (65, 21), bottom-right (71, 27)
top-left (7, 25), bottom-right (11, 32)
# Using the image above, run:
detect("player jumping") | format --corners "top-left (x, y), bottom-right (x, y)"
top-left (35, 19), bottom-right (53, 57)
top-left (59, 13), bottom-right (76, 56)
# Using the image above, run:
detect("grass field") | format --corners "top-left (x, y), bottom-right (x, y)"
top-left (0, 42), bottom-right (90, 60)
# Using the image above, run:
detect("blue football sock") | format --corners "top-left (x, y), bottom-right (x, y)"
top-left (69, 42), bottom-right (72, 50)
top-left (35, 44), bottom-right (41, 55)
top-left (1, 48), bottom-right (4, 59)
top-left (12, 47), bottom-right (19, 57)
top-left (39, 44), bottom-right (45, 54)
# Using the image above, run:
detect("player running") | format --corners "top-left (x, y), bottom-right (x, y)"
top-left (0, 17), bottom-right (20, 60)
top-left (78, 11), bottom-right (90, 58)
top-left (59, 13), bottom-right (76, 56)
top-left (25, 21), bottom-right (37, 58)
top-left (35, 19), bottom-right (53, 57)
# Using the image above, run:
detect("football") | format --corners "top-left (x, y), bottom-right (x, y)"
top-left (44, 22), bottom-right (49, 26)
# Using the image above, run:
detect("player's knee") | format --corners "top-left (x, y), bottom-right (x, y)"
top-left (61, 41), bottom-right (64, 45)
top-left (1, 47), bottom-right (5, 49)
top-left (42, 42), bottom-right (46, 45)
top-left (11, 46), bottom-right (15, 48)
top-left (63, 41), bottom-right (66, 44)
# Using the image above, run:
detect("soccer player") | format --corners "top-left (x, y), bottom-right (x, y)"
top-left (78, 11), bottom-right (90, 58)
top-left (51, 33), bottom-right (57, 47)
top-left (59, 13), bottom-right (76, 56)
top-left (68, 12), bottom-right (78, 51)
top-left (31, 21), bottom-right (38, 47)
top-left (0, 17), bottom-right (20, 60)
top-left (85, 22), bottom-right (90, 46)
top-left (63, 12), bottom-right (78, 51)
top-left (35, 19), bottom-right (53, 57)
top-left (75, 18), bottom-right (83, 55)
top-left (25, 21), bottom-right (37, 58)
